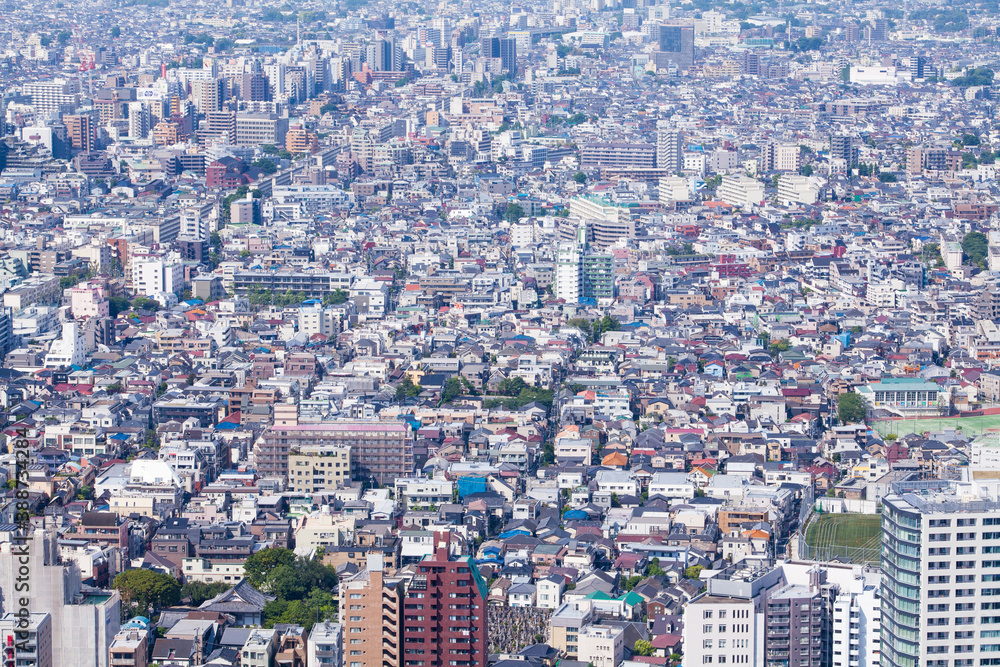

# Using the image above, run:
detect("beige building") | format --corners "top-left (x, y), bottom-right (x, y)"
top-left (293, 510), bottom-right (355, 552)
top-left (288, 444), bottom-right (352, 493)
top-left (109, 628), bottom-right (149, 667)
top-left (339, 554), bottom-right (403, 667)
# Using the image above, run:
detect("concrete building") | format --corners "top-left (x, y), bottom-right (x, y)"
top-left (881, 479), bottom-right (1000, 667)
top-left (257, 407), bottom-right (414, 483)
top-left (400, 534), bottom-right (488, 667)
top-left (0, 528), bottom-right (120, 667)
top-left (45, 321), bottom-right (85, 368)
top-left (307, 622), bottom-right (341, 667)
top-left (578, 625), bottom-right (625, 667)
top-left (0, 612), bottom-right (53, 667)
top-left (108, 628), bottom-right (148, 667)
top-left (718, 175), bottom-right (765, 209)
top-left (339, 554), bottom-right (402, 667)
top-left (287, 444), bottom-right (352, 493)
top-left (777, 175), bottom-right (820, 206)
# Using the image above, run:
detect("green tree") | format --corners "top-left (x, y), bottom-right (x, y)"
top-left (396, 376), bottom-right (423, 400)
top-left (505, 203), bottom-right (526, 223)
top-left (113, 570), bottom-right (181, 614)
top-left (440, 377), bottom-right (463, 405)
top-left (239, 249), bottom-right (251, 258)
top-left (244, 547), bottom-right (297, 588)
top-left (963, 231), bottom-right (989, 267)
top-left (611, 492), bottom-right (621, 507)
top-left (591, 314), bottom-right (621, 343)
top-left (252, 158), bottom-right (278, 174)
top-left (633, 640), bottom-right (655, 657)
top-left (111, 26), bottom-right (121, 38)
top-left (573, 171), bottom-right (587, 183)
top-left (181, 581), bottom-right (230, 605)
top-left (685, 565), bottom-right (704, 579)
top-left (328, 288), bottom-right (348, 304)
top-left (132, 297), bottom-right (160, 312)
top-left (837, 392), bottom-right (867, 424)
top-left (769, 339), bottom-right (791, 356)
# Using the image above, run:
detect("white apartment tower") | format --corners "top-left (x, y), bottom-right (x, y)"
top-left (881, 475), bottom-right (1000, 667)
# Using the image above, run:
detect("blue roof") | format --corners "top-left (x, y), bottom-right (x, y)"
top-left (109, 433), bottom-right (130, 441)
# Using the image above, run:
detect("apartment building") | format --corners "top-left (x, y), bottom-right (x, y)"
top-left (881, 480), bottom-right (1000, 667)
top-left (287, 444), bottom-right (352, 493)
top-left (256, 406), bottom-right (414, 483)
top-left (400, 534), bottom-right (488, 667)
top-left (339, 554), bottom-right (403, 667)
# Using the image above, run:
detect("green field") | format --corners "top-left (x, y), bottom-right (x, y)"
top-left (872, 414), bottom-right (1000, 439)
top-left (804, 513), bottom-right (882, 564)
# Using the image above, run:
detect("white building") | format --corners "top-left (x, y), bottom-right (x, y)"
top-left (45, 321), bottom-right (85, 368)
top-left (555, 240), bottom-right (582, 304)
top-left (718, 174), bottom-right (765, 209)
top-left (307, 621), bottom-right (342, 667)
top-left (133, 258), bottom-right (183, 298)
top-left (578, 625), bottom-right (625, 667)
top-left (777, 175), bottom-right (820, 206)
top-left (648, 472), bottom-right (695, 499)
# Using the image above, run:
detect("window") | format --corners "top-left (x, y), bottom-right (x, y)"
top-left (704, 625), bottom-right (714, 633)
top-left (703, 640), bottom-right (713, 649)
top-left (704, 611), bottom-right (714, 619)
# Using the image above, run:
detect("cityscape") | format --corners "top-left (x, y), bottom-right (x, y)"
top-left (0, 0), bottom-right (1000, 666)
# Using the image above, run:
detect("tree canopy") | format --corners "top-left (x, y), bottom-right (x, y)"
top-left (837, 392), bottom-right (867, 424)
top-left (113, 569), bottom-right (181, 614)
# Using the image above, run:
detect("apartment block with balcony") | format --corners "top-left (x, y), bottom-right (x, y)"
top-left (339, 554), bottom-right (403, 667)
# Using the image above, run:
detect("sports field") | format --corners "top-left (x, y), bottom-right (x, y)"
top-left (872, 414), bottom-right (1000, 439)
top-left (803, 513), bottom-right (882, 565)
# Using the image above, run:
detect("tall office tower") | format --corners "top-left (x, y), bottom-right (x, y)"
top-left (401, 534), bottom-right (488, 667)
top-left (126, 102), bottom-right (150, 139)
top-left (657, 24), bottom-right (695, 71)
top-left (830, 135), bottom-right (858, 165)
top-left (743, 50), bottom-right (761, 76)
top-left (656, 124), bottom-right (683, 171)
top-left (881, 477), bottom-right (1000, 667)
top-left (64, 114), bottom-right (94, 152)
top-left (482, 36), bottom-right (516, 74)
top-left (499, 38), bottom-right (517, 75)
top-left (339, 554), bottom-right (403, 667)
top-left (910, 55), bottom-right (929, 79)
top-left (845, 23), bottom-right (861, 43)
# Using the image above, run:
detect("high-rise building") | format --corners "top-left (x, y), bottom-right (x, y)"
top-left (580, 142), bottom-right (657, 169)
top-left (555, 240), bottom-right (582, 304)
top-left (743, 50), bottom-right (761, 76)
top-left (656, 124), bottom-right (683, 171)
top-left (126, 102), bottom-right (150, 139)
top-left (401, 534), bottom-right (488, 667)
top-left (241, 71), bottom-right (271, 101)
top-left (64, 114), bottom-right (94, 152)
top-left (881, 478), bottom-right (1000, 667)
top-left (909, 55), bottom-right (929, 79)
top-left (656, 24), bottom-right (695, 71)
top-left (191, 78), bottom-right (225, 114)
top-left (339, 554), bottom-right (402, 667)
top-left (204, 111), bottom-right (236, 144)
top-left (582, 252), bottom-right (614, 304)
top-left (830, 135), bottom-right (858, 166)
top-left (365, 38), bottom-right (394, 71)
